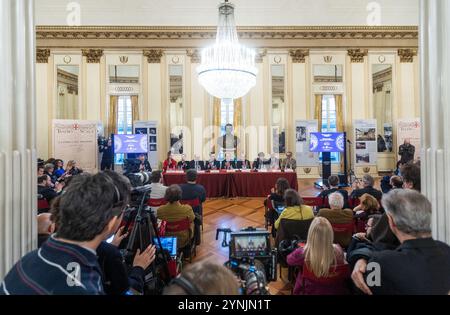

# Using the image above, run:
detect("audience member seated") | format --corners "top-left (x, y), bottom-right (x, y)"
top-left (221, 153), bottom-right (236, 170)
top-left (347, 215), bottom-right (383, 253)
top-left (353, 193), bottom-right (381, 221)
top-left (162, 151), bottom-right (177, 172)
top-left (37, 175), bottom-right (61, 206)
top-left (44, 163), bottom-right (57, 184)
top-left (157, 185), bottom-right (195, 250)
top-left (280, 151), bottom-right (297, 171)
top-left (96, 170), bottom-right (156, 295)
top-left (318, 175), bottom-right (349, 208)
top-left (180, 169), bottom-right (206, 216)
top-left (137, 153), bottom-right (152, 172)
top-left (253, 152), bottom-right (268, 170)
top-left (1, 172), bottom-right (130, 294)
top-left (164, 261), bottom-right (239, 295)
top-left (390, 175), bottom-right (403, 190)
top-left (190, 155), bottom-right (205, 170)
top-left (177, 153), bottom-right (189, 171)
top-left (205, 153), bottom-right (220, 170)
top-left (37, 213), bottom-right (55, 248)
top-left (236, 153), bottom-right (251, 169)
top-left (350, 174), bottom-right (382, 200)
top-left (54, 159), bottom-right (65, 178)
top-left (149, 170), bottom-right (168, 214)
top-left (65, 160), bottom-right (83, 176)
top-left (318, 192), bottom-right (354, 248)
top-left (350, 189), bottom-right (450, 295)
top-left (266, 177), bottom-right (290, 229)
top-left (401, 162), bottom-right (421, 191)
top-left (37, 164), bottom-right (44, 177)
top-left (287, 217), bottom-right (348, 295)
top-left (274, 189), bottom-right (314, 230)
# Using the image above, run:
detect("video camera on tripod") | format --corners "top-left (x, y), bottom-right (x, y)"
top-left (216, 227), bottom-right (277, 295)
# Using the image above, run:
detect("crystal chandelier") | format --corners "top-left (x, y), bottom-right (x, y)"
top-left (197, 0), bottom-right (258, 101)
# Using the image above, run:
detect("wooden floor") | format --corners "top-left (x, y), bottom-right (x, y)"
top-left (192, 178), bottom-right (327, 295)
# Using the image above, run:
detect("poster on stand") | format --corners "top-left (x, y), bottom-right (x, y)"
top-left (295, 120), bottom-right (319, 166)
top-left (397, 118), bottom-right (421, 161)
top-left (52, 120), bottom-right (98, 173)
top-left (353, 119), bottom-right (377, 165)
top-left (134, 121), bottom-right (158, 169)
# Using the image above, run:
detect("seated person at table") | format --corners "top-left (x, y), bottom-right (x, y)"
top-left (266, 177), bottom-right (290, 226)
top-left (280, 151), bottom-right (297, 170)
top-left (268, 153), bottom-right (281, 170)
top-left (157, 185), bottom-right (195, 249)
top-left (253, 152), bottom-right (268, 170)
top-left (205, 153), bottom-right (220, 170)
top-left (190, 155), bottom-right (205, 170)
top-left (180, 170), bottom-right (206, 216)
top-left (38, 175), bottom-right (62, 206)
top-left (236, 153), bottom-right (251, 169)
top-left (138, 153), bottom-right (152, 172)
top-left (353, 193), bottom-right (381, 221)
top-left (221, 153), bottom-right (236, 170)
top-left (177, 153), bottom-right (189, 171)
top-left (163, 151), bottom-right (177, 172)
top-left (317, 192), bottom-right (354, 248)
top-left (318, 175), bottom-right (349, 207)
top-left (350, 174), bottom-right (382, 200)
top-left (287, 217), bottom-right (347, 295)
top-left (274, 189), bottom-right (314, 230)
top-left (149, 170), bottom-right (168, 214)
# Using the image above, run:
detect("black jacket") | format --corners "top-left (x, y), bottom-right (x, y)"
top-left (177, 160), bottom-right (189, 171)
top-left (350, 186), bottom-right (382, 200)
top-left (253, 158), bottom-right (269, 170)
top-left (180, 183), bottom-right (206, 216)
top-left (220, 160), bottom-right (236, 169)
top-left (140, 160), bottom-right (152, 172)
top-left (97, 241), bottom-right (145, 295)
top-left (398, 143), bottom-right (415, 163)
top-left (236, 160), bottom-right (251, 169)
top-left (350, 238), bottom-right (450, 295)
top-left (189, 160), bottom-right (205, 170)
top-left (205, 160), bottom-right (220, 170)
top-left (38, 185), bottom-right (58, 204)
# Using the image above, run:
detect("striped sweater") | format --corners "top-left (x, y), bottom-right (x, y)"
top-left (1, 236), bottom-right (104, 295)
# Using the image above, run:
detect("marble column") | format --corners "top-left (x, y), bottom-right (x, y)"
top-left (420, 0), bottom-right (450, 244)
top-left (0, 0), bottom-right (37, 278)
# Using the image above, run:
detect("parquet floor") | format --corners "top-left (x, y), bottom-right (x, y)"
top-left (192, 178), bottom-right (325, 295)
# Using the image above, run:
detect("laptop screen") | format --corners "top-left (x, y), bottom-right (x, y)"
top-left (153, 236), bottom-right (177, 257)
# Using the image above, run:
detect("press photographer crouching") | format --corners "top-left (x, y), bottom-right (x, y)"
top-left (1, 171), bottom-right (151, 295)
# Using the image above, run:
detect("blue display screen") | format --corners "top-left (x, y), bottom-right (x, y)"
top-left (153, 236), bottom-right (177, 256)
top-left (309, 132), bottom-right (345, 153)
top-left (113, 134), bottom-right (148, 154)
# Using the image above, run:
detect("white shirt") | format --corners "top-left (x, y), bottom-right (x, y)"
top-left (149, 183), bottom-right (168, 214)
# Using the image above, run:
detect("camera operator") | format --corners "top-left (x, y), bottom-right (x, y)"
top-left (164, 261), bottom-right (239, 295)
top-left (1, 172), bottom-right (133, 295)
top-left (97, 171), bottom-right (156, 295)
top-left (138, 153), bottom-right (152, 172)
top-left (100, 138), bottom-right (114, 170)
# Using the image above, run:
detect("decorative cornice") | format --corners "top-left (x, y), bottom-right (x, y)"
top-left (36, 26), bottom-right (418, 49)
top-left (143, 49), bottom-right (163, 63)
top-left (186, 49), bottom-right (201, 63)
top-left (255, 49), bottom-right (267, 63)
top-left (289, 49), bottom-right (309, 63)
top-left (36, 48), bottom-right (50, 63)
top-left (81, 49), bottom-right (103, 63)
top-left (347, 48), bottom-right (368, 63)
top-left (398, 48), bottom-right (417, 63)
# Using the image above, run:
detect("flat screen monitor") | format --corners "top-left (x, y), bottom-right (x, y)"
top-left (153, 236), bottom-right (177, 257)
top-left (230, 232), bottom-right (271, 258)
top-left (113, 134), bottom-right (148, 154)
top-left (309, 132), bottom-right (345, 153)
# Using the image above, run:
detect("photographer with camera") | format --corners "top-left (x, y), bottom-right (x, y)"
top-left (96, 170), bottom-right (156, 295)
top-left (1, 172), bottom-right (133, 295)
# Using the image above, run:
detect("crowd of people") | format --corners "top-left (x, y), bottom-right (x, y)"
top-left (1, 154), bottom-right (449, 295)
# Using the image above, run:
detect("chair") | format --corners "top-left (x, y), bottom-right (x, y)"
top-left (147, 198), bottom-right (167, 208)
top-left (330, 222), bottom-right (354, 248)
top-left (181, 197), bottom-right (203, 241)
top-left (165, 217), bottom-right (196, 263)
top-left (299, 264), bottom-right (351, 295)
top-left (302, 197), bottom-right (324, 207)
top-left (37, 198), bottom-right (50, 214)
top-left (263, 195), bottom-right (284, 233)
top-left (275, 218), bottom-right (313, 280)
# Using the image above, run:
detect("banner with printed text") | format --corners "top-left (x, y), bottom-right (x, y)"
top-left (397, 118), bottom-right (421, 161)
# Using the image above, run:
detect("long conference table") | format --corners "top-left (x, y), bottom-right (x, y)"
top-left (163, 170), bottom-right (298, 198)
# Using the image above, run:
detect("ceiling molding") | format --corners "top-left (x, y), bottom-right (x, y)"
top-left (36, 25), bottom-right (418, 49)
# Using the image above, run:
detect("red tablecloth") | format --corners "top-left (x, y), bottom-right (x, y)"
top-left (163, 171), bottom-right (298, 198)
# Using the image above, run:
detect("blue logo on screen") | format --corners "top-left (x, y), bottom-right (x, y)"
top-left (309, 132), bottom-right (345, 153)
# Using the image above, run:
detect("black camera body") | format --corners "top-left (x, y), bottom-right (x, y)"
top-left (225, 227), bottom-right (277, 295)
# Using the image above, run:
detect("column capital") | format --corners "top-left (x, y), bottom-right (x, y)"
top-left (36, 48), bottom-right (50, 63)
top-left (143, 49), bottom-right (163, 63)
top-left (186, 49), bottom-right (201, 63)
top-left (398, 48), bottom-right (417, 63)
top-left (347, 49), bottom-right (368, 63)
top-left (255, 49), bottom-right (267, 63)
top-left (289, 49), bottom-right (309, 63)
top-left (82, 49), bottom-right (103, 63)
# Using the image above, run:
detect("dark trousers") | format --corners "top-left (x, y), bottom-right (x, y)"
top-left (101, 159), bottom-right (113, 170)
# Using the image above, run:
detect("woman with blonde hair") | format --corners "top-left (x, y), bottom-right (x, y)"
top-left (353, 193), bottom-right (381, 221)
top-left (287, 217), bottom-right (349, 295)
